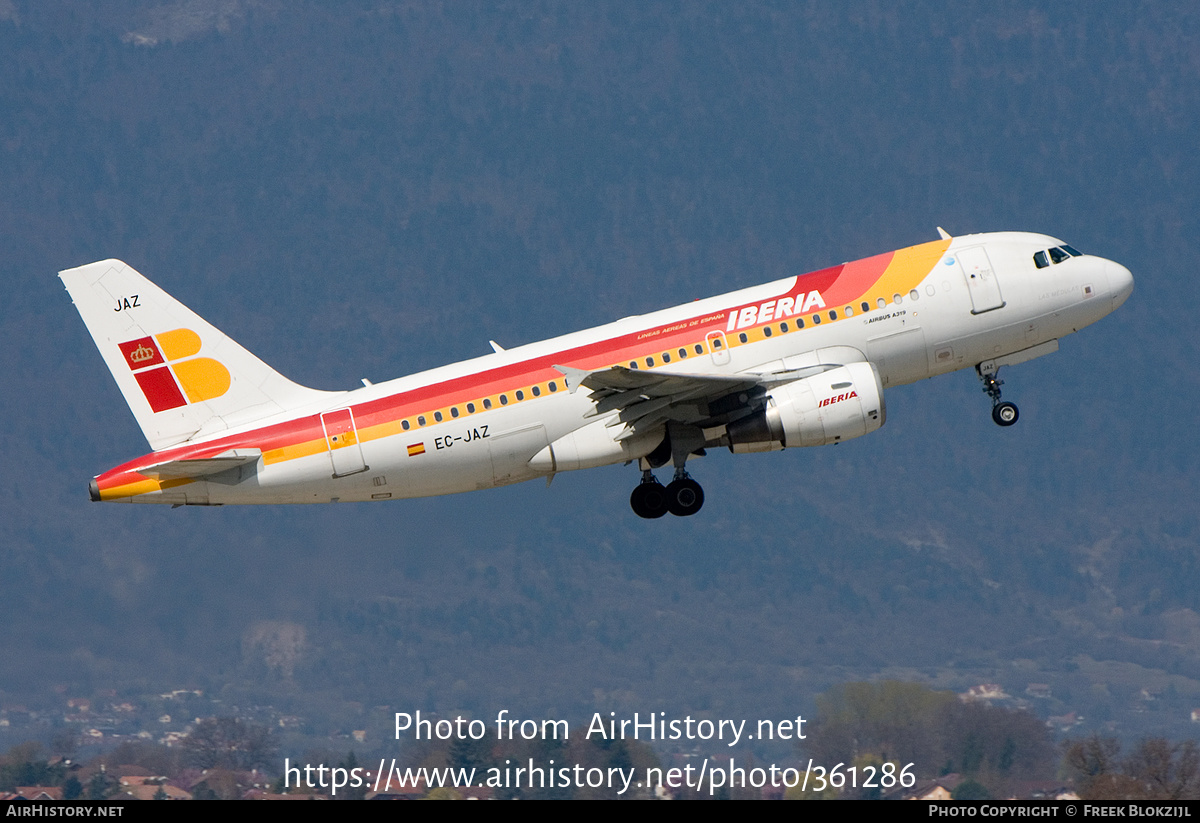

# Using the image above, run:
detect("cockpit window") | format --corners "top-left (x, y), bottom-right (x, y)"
top-left (1033, 250), bottom-right (1049, 269)
top-left (1048, 247), bottom-right (1070, 264)
top-left (1061, 244), bottom-right (1083, 257)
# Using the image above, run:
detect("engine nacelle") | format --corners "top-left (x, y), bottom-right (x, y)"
top-left (725, 361), bottom-right (885, 452)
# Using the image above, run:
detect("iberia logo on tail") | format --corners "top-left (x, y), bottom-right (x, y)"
top-left (117, 328), bottom-right (231, 412)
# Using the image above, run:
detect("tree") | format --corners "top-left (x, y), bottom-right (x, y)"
top-left (1064, 736), bottom-right (1200, 800)
top-left (337, 752), bottom-right (367, 801)
top-left (1065, 735), bottom-right (1121, 785)
top-left (805, 681), bottom-right (1054, 791)
top-left (181, 717), bottom-right (276, 771)
top-left (1125, 739), bottom-right (1200, 800)
top-left (807, 681), bottom-right (956, 768)
top-left (87, 770), bottom-right (117, 800)
top-left (62, 776), bottom-right (83, 800)
top-left (952, 779), bottom-right (992, 800)
top-left (0, 743), bottom-right (64, 792)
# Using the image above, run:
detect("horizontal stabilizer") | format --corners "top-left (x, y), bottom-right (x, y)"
top-left (140, 449), bottom-right (262, 480)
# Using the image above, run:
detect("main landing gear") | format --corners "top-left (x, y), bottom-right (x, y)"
top-left (978, 366), bottom-right (1019, 427)
top-left (630, 422), bottom-right (707, 518)
top-left (630, 470), bottom-right (705, 518)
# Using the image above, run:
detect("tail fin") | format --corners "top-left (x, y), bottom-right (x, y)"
top-left (60, 259), bottom-right (339, 450)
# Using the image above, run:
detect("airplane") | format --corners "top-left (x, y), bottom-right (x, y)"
top-left (61, 229), bottom-right (1133, 518)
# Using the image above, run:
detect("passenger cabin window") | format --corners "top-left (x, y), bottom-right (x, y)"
top-left (532, 386), bottom-right (540, 397)
top-left (434, 411), bottom-right (443, 422)
top-left (483, 398), bottom-right (492, 409)
top-left (694, 344), bottom-right (704, 354)
top-left (467, 402), bottom-right (475, 413)
top-left (763, 326), bottom-right (772, 337)
top-left (402, 420), bottom-right (410, 431)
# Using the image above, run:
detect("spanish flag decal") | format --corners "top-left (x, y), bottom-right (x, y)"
top-left (407, 442), bottom-right (426, 457)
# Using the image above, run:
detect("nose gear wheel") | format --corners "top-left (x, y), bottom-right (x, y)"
top-left (978, 367), bottom-right (1020, 427)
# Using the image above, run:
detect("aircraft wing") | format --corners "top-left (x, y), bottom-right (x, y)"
top-left (139, 448), bottom-right (262, 480)
top-left (553, 363), bottom-right (841, 441)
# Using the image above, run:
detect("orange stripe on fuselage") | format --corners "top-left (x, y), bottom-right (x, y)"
top-left (96, 239), bottom-right (949, 494)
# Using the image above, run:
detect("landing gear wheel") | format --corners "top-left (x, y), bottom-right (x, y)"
top-left (992, 401), bottom-right (1019, 427)
top-left (978, 367), bottom-right (1018, 428)
top-left (665, 477), bottom-right (705, 517)
top-left (630, 480), bottom-right (669, 519)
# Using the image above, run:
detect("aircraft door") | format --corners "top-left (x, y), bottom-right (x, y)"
top-left (321, 408), bottom-right (369, 477)
top-left (705, 331), bottom-right (731, 366)
top-left (956, 246), bottom-right (1006, 314)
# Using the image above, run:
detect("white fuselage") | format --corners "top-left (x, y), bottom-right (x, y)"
top-left (91, 231), bottom-right (1132, 505)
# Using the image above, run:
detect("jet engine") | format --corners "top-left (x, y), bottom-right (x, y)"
top-left (724, 361), bottom-right (885, 452)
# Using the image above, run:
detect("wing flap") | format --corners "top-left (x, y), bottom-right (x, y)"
top-left (553, 355), bottom-right (860, 446)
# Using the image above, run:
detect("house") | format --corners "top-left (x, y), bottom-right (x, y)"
top-left (892, 774), bottom-right (962, 800)
top-left (118, 776), bottom-right (192, 801)
top-left (963, 684), bottom-right (1008, 701)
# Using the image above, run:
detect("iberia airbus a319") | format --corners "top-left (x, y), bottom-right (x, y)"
top-left (61, 229), bottom-right (1133, 518)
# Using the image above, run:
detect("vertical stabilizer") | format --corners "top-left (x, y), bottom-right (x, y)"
top-left (60, 259), bottom-right (339, 450)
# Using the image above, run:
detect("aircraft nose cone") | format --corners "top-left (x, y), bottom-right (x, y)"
top-left (1107, 260), bottom-right (1134, 310)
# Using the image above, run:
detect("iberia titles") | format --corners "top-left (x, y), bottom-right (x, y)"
top-left (726, 290), bottom-right (826, 332)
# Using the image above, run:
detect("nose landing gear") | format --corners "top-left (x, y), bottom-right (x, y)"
top-left (979, 367), bottom-right (1019, 427)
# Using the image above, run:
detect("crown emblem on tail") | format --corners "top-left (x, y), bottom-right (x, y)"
top-left (130, 344), bottom-right (156, 364)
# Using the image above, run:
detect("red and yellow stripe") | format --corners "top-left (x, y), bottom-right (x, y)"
top-left (93, 239), bottom-right (949, 500)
